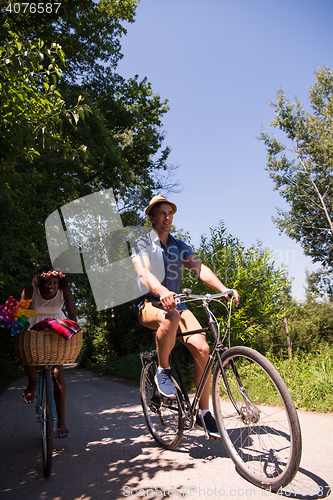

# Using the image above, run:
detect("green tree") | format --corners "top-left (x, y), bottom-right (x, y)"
top-left (1, 0), bottom-right (138, 83)
top-left (0, 1), bottom-right (173, 303)
top-left (259, 66), bottom-right (333, 293)
top-left (258, 296), bottom-right (333, 358)
top-left (1, 0), bottom-right (172, 207)
top-left (0, 32), bottom-right (91, 296)
top-left (1, 35), bottom-right (64, 161)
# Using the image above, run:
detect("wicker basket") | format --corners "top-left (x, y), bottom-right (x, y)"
top-left (14, 329), bottom-right (83, 365)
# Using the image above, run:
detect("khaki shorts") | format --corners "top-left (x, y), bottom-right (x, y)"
top-left (138, 299), bottom-right (203, 343)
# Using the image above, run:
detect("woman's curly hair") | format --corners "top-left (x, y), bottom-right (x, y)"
top-left (32, 266), bottom-right (69, 291)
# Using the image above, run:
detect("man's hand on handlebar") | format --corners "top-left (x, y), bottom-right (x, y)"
top-left (229, 289), bottom-right (240, 307)
top-left (159, 290), bottom-right (177, 312)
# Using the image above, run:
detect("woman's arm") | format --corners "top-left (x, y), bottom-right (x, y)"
top-left (63, 286), bottom-right (77, 322)
top-left (21, 283), bottom-right (33, 301)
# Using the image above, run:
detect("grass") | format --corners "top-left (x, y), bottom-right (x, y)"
top-left (81, 344), bottom-right (333, 413)
top-left (268, 346), bottom-right (333, 413)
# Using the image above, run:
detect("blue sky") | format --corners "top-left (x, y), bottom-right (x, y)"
top-left (117, 0), bottom-right (333, 301)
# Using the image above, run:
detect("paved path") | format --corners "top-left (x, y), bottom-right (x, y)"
top-left (0, 367), bottom-right (332, 499)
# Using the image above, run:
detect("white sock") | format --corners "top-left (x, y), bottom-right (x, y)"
top-left (201, 409), bottom-right (210, 417)
top-left (157, 366), bottom-right (170, 373)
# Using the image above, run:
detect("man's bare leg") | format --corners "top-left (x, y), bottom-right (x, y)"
top-left (155, 309), bottom-right (180, 368)
top-left (154, 309), bottom-right (180, 398)
top-left (185, 334), bottom-right (220, 438)
top-left (185, 334), bottom-right (210, 409)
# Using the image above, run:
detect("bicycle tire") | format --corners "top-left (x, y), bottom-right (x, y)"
top-left (40, 368), bottom-right (53, 477)
top-left (212, 346), bottom-right (302, 491)
top-left (140, 358), bottom-right (184, 450)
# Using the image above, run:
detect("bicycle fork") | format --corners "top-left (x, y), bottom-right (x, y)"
top-left (35, 369), bottom-right (57, 434)
top-left (215, 350), bottom-right (260, 424)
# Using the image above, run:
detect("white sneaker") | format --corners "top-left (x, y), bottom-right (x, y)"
top-left (154, 369), bottom-right (177, 398)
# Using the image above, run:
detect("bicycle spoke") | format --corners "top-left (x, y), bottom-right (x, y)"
top-left (140, 358), bottom-right (183, 450)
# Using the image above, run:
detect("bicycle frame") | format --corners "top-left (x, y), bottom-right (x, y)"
top-left (140, 289), bottom-right (249, 427)
top-left (158, 291), bottom-right (234, 424)
top-left (167, 291), bottom-right (246, 423)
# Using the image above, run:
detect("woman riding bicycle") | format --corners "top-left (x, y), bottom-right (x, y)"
top-left (21, 265), bottom-right (77, 438)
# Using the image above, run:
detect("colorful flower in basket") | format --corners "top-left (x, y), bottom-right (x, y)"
top-left (0, 296), bottom-right (39, 336)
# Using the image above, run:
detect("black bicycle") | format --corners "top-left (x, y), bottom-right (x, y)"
top-left (36, 365), bottom-right (55, 477)
top-left (140, 289), bottom-right (302, 492)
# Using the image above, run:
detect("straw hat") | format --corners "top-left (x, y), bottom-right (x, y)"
top-left (145, 194), bottom-right (177, 216)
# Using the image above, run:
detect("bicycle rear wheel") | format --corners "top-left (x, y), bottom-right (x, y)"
top-left (39, 368), bottom-right (53, 477)
top-left (140, 357), bottom-right (183, 450)
top-left (212, 346), bottom-right (302, 491)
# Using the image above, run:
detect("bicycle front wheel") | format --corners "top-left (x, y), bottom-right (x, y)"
top-left (212, 346), bottom-right (302, 491)
top-left (140, 358), bottom-right (183, 450)
top-left (40, 368), bottom-right (53, 477)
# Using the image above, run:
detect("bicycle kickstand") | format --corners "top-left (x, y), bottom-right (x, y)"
top-left (197, 411), bottom-right (210, 441)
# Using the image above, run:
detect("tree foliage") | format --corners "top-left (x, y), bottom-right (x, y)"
top-left (180, 222), bottom-right (292, 345)
top-left (0, 0), bottom-right (174, 304)
top-left (1, 35), bottom-right (65, 161)
top-left (1, 0), bottom-right (138, 83)
top-left (255, 297), bottom-right (333, 358)
top-left (0, 31), bottom-right (92, 297)
top-left (259, 67), bottom-right (333, 282)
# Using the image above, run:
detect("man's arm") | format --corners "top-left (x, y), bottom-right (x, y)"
top-left (183, 254), bottom-right (240, 306)
top-left (132, 255), bottom-right (177, 311)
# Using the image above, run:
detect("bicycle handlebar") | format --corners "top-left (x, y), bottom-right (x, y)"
top-left (153, 289), bottom-right (236, 309)
top-left (175, 288), bottom-right (235, 304)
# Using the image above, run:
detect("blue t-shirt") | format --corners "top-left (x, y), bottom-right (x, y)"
top-left (131, 229), bottom-right (193, 311)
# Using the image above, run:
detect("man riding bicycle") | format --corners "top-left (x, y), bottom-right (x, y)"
top-left (131, 195), bottom-right (239, 438)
